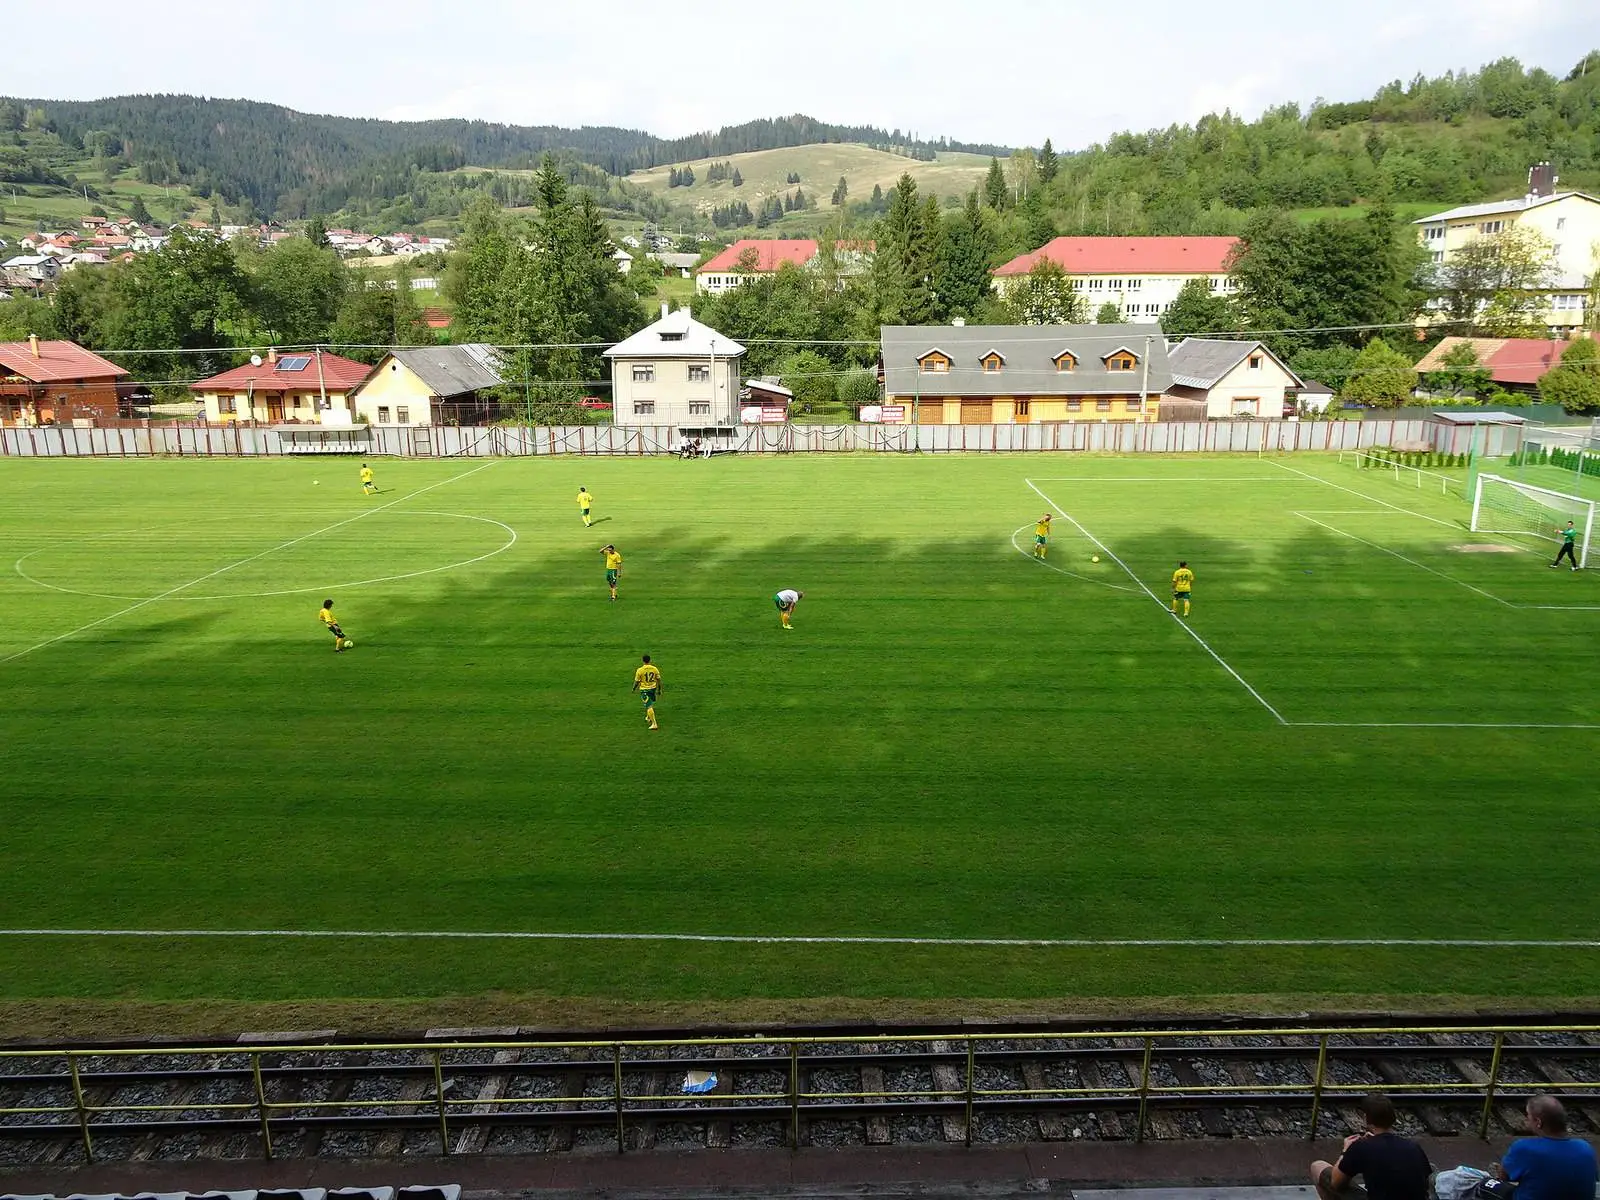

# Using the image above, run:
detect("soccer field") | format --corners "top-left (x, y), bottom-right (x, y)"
top-left (3, 451), bottom-right (1600, 1028)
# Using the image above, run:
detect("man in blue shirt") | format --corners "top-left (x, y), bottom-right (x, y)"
top-left (1499, 1096), bottom-right (1598, 1200)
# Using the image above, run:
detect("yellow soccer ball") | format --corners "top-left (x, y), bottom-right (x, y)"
top-left (1091, 555), bottom-right (1101, 563)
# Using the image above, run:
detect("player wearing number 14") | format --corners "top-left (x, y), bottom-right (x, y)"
top-left (1171, 562), bottom-right (1194, 618)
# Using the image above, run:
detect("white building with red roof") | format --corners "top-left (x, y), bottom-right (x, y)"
top-left (991, 236), bottom-right (1240, 324)
top-left (695, 238), bottom-right (819, 294)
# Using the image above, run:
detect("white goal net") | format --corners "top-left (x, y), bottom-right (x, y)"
top-left (1471, 473), bottom-right (1597, 567)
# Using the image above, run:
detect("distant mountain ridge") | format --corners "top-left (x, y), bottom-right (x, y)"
top-left (1, 94), bottom-right (1013, 217)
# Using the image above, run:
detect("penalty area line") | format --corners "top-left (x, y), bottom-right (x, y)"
top-left (1009, 524), bottom-right (1141, 593)
top-left (0, 460), bottom-right (501, 666)
top-left (0, 929), bottom-right (1597, 949)
top-left (1026, 477), bottom-right (1288, 726)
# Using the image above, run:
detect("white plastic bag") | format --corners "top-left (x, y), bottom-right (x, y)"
top-left (1436, 1166), bottom-right (1492, 1200)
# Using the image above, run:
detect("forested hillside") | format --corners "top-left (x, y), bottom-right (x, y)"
top-left (1035, 53), bottom-right (1600, 236)
top-left (0, 95), bottom-right (1005, 218)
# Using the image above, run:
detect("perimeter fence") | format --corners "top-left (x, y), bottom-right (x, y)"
top-left (0, 418), bottom-right (1529, 459)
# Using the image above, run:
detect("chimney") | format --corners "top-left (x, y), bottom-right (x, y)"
top-left (28, 333), bottom-right (40, 358)
top-left (1528, 162), bottom-right (1556, 199)
top-left (267, 346), bottom-right (278, 364)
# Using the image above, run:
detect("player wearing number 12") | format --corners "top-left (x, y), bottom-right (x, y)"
top-left (1033, 513), bottom-right (1052, 558)
top-left (577, 487), bottom-right (594, 527)
top-left (1171, 562), bottom-right (1194, 618)
top-left (632, 655), bottom-right (661, 730)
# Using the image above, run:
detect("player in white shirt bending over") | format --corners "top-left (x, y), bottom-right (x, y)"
top-left (773, 588), bottom-right (804, 630)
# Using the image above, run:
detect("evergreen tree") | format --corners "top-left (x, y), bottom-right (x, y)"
top-left (1095, 301), bottom-right (1122, 324)
top-left (831, 176), bottom-right (848, 206)
top-left (873, 174), bottom-right (938, 325)
top-left (984, 157), bottom-right (1008, 210)
top-left (127, 194), bottom-right (152, 224)
top-left (936, 189), bottom-right (996, 320)
top-left (305, 213), bottom-right (329, 249)
top-left (732, 167), bottom-right (743, 187)
top-left (1037, 138), bottom-right (1058, 183)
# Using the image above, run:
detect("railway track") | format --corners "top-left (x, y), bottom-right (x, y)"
top-left (3, 1016), bottom-right (1599, 1165)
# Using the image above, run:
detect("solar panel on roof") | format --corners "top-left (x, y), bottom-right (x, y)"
top-left (276, 356), bottom-right (311, 372)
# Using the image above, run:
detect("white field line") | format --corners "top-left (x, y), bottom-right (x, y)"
top-left (1025, 477), bottom-right (1299, 482)
top-left (0, 462), bottom-right (499, 665)
top-left (1290, 721), bottom-right (1600, 730)
top-left (1294, 513), bottom-right (1514, 608)
top-left (1266, 460), bottom-right (1459, 528)
top-left (14, 511), bottom-right (518, 603)
top-left (0, 928), bottom-right (1597, 949)
top-left (1026, 478), bottom-right (1289, 725)
top-left (1008, 524), bottom-right (1141, 593)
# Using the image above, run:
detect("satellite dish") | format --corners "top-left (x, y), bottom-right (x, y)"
top-left (249, 354), bottom-right (263, 367)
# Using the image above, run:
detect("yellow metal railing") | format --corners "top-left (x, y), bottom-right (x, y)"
top-left (4, 1023), bottom-right (1599, 1161)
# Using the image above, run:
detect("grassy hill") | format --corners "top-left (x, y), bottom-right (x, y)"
top-left (0, 123), bottom-right (207, 244)
top-left (629, 144), bottom-right (994, 211)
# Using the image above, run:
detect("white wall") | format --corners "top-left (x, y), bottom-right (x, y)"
top-left (611, 355), bottom-right (742, 425)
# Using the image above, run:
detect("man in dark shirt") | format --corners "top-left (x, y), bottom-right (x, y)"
top-left (1312, 1094), bottom-right (1432, 1200)
top-left (1498, 1096), bottom-right (1598, 1200)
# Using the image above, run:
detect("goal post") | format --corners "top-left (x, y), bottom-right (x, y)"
top-left (1471, 473), bottom-right (1597, 567)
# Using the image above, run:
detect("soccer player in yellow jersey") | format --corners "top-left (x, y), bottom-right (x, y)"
top-left (359, 463), bottom-right (376, 495)
top-left (632, 654), bottom-right (661, 730)
top-left (1033, 513), bottom-right (1052, 558)
top-left (1171, 561), bottom-right (1195, 618)
top-left (600, 544), bottom-right (623, 600)
top-left (318, 598), bottom-right (351, 651)
top-left (576, 486), bottom-right (594, 527)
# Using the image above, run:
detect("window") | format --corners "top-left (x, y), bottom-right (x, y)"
top-left (1096, 398), bottom-right (1112, 411)
top-left (1071, 278), bottom-right (1086, 290)
top-left (1126, 277), bottom-right (1142, 291)
top-left (1248, 355), bottom-right (1263, 369)
top-left (1126, 398), bottom-right (1142, 411)
top-left (1066, 399), bottom-right (1081, 412)
top-left (378, 406), bottom-right (391, 423)
top-left (1088, 278), bottom-right (1104, 290)
top-left (1556, 217), bottom-right (1567, 231)
top-left (688, 401), bottom-right (711, 415)
top-left (291, 395), bottom-right (303, 409)
top-left (632, 364), bottom-right (655, 383)
top-left (1431, 250), bottom-right (1445, 264)
top-left (1424, 225), bottom-right (1445, 241)
top-left (1105, 352), bottom-right (1138, 372)
top-left (1125, 306), bottom-right (1141, 319)
top-left (396, 406), bottom-right (409, 424)
top-left (688, 363), bottom-right (710, 382)
top-left (633, 400), bottom-right (655, 415)
top-left (1053, 352), bottom-right (1076, 372)
top-left (918, 352), bottom-right (951, 373)
top-left (981, 353), bottom-right (1004, 373)
top-left (1552, 244), bottom-right (1562, 258)
top-left (1107, 278), bottom-right (1122, 290)
top-left (218, 396), bottom-right (235, 414)
top-left (1144, 303), bottom-right (1161, 315)
top-left (1015, 400), bottom-right (1031, 416)
top-left (1479, 220), bottom-right (1504, 235)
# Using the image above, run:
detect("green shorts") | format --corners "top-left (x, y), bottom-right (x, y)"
top-left (639, 689), bottom-right (657, 705)
top-left (606, 569), bottom-right (619, 585)
top-left (1035, 535), bottom-right (1048, 545)
top-left (774, 595), bottom-right (793, 611)
top-left (1173, 591), bottom-right (1191, 601)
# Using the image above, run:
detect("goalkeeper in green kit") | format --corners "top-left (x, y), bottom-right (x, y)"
top-left (1552, 521), bottom-right (1579, 570)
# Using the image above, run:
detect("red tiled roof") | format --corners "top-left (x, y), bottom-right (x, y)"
top-left (1487, 338), bottom-right (1571, 386)
top-left (420, 307), bottom-right (451, 329)
top-left (993, 236), bottom-right (1239, 277)
top-left (0, 339), bottom-right (129, 383)
top-left (697, 238), bottom-right (819, 275)
top-left (191, 352), bottom-right (373, 393)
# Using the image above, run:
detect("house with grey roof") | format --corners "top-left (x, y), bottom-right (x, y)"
top-left (605, 306), bottom-right (744, 427)
top-left (1165, 339), bottom-right (1303, 419)
top-left (351, 343), bottom-right (504, 426)
top-left (880, 323), bottom-right (1170, 424)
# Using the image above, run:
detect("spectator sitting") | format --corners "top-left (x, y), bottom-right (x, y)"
top-left (1498, 1096), bottom-right (1598, 1200)
top-left (678, 436), bottom-right (694, 459)
top-left (1311, 1093), bottom-right (1432, 1200)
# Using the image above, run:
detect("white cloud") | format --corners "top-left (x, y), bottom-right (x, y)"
top-left (5, 0), bottom-right (1593, 149)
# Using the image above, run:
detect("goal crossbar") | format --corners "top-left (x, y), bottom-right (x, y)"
top-left (1471, 473), bottom-right (1597, 568)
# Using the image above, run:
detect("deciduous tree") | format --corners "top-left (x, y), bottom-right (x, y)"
top-left (1343, 338), bottom-right (1418, 407)
top-left (1538, 336), bottom-right (1600, 412)
top-left (999, 260), bottom-right (1087, 325)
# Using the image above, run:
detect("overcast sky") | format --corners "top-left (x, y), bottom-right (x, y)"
top-left (8, 0), bottom-right (1595, 149)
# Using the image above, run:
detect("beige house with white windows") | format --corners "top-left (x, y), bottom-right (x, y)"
top-left (1165, 339), bottom-right (1304, 419)
top-left (604, 306), bottom-right (744, 426)
top-left (1414, 164), bottom-right (1600, 332)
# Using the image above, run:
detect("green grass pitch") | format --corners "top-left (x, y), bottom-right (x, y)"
top-left (3, 452), bottom-right (1600, 1022)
